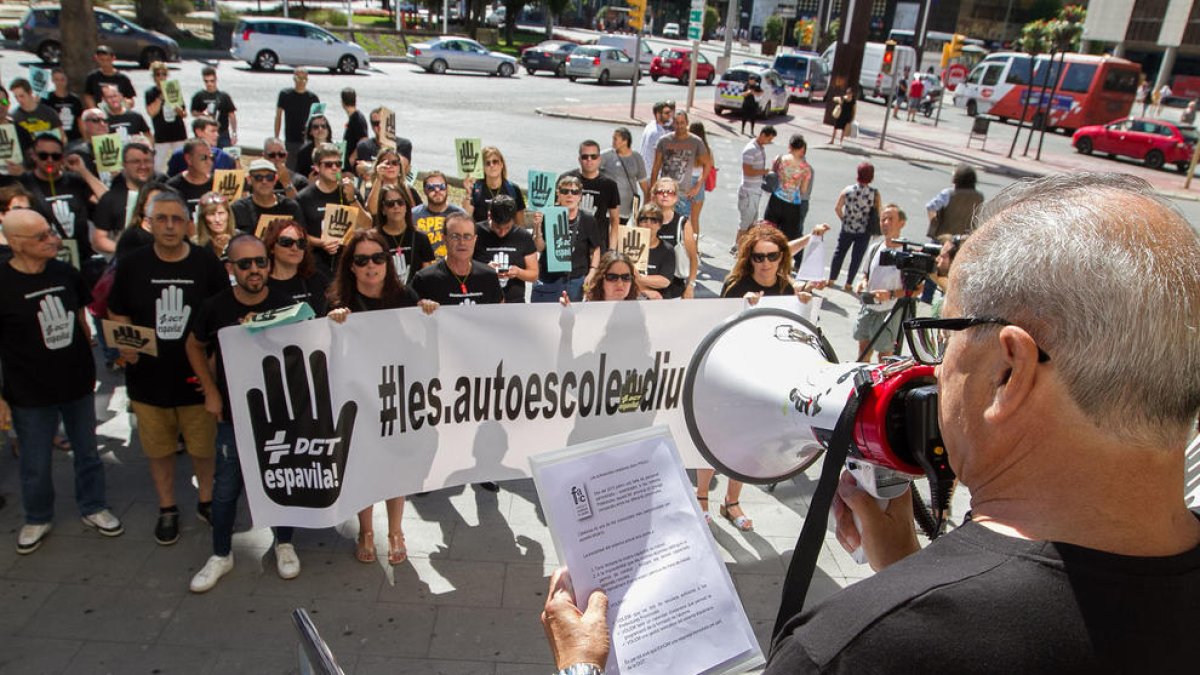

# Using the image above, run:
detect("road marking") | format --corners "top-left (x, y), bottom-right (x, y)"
top-left (564, 97), bottom-right (581, 102)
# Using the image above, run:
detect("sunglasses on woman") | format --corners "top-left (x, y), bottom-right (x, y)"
top-left (654, 189), bottom-right (676, 196)
top-left (352, 252), bottom-right (389, 267)
top-left (558, 188), bottom-right (582, 196)
top-left (276, 236), bottom-right (307, 250)
top-left (604, 273), bottom-right (633, 282)
top-left (382, 198), bottom-right (406, 209)
top-left (751, 251), bottom-right (782, 263)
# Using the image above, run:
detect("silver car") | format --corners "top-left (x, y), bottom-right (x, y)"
top-left (407, 37), bottom-right (517, 77)
top-left (230, 17), bottom-right (369, 74)
top-left (567, 46), bottom-right (641, 85)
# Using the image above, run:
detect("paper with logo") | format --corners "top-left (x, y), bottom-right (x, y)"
top-left (617, 225), bottom-right (650, 274)
top-left (0, 124), bottom-right (19, 163)
top-left (526, 169), bottom-right (557, 209)
top-left (379, 107), bottom-right (396, 149)
top-left (101, 319), bottom-right (158, 357)
top-left (244, 302), bottom-right (315, 333)
top-left (213, 169), bottom-right (246, 202)
top-left (92, 133), bottom-right (123, 174)
top-left (124, 190), bottom-right (140, 229)
top-left (55, 239), bottom-right (79, 270)
top-left (322, 203), bottom-right (359, 241)
top-left (28, 66), bottom-right (51, 98)
top-left (541, 206), bottom-right (571, 274)
top-left (455, 137), bottom-right (482, 179)
top-left (794, 234), bottom-right (826, 282)
top-left (530, 427), bottom-right (764, 675)
top-left (163, 79), bottom-right (185, 109)
top-left (255, 214), bottom-right (294, 238)
top-left (219, 298), bottom-right (745, 528)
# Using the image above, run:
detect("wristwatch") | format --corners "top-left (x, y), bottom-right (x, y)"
top-left (554, 665), bottom-right (603, 675)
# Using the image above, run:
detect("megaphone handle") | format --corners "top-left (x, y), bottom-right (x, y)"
top-left (849, 498), bottom-right (890, 565)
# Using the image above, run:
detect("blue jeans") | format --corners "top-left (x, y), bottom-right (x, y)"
top-left (212, 421), bottom-right (293, 557)
top-left (829, 230), bottom-right (872, 286)
top-left (12, 394), bottom-right (107, 524)
top-left (531, 276), bottom-right (585, 303)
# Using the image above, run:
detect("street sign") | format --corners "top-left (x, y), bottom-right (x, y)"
top-left (688, 24), bottom-right (702, 40)
top-left (689, 9), bottom-right (703, 23)
top-left (945, 63), bottom-right (968, 87)
top-left (689, 0), bottom-right (704, 38)
top-left (776, 1), bottom-right (798, 19)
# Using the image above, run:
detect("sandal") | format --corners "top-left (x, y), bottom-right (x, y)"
top-left (720, 501), bottom-right (754, 532)
top-left (697, 495), bottom-right (712, 524)
top-left (387, 533), bottom-right (407, 565)
top-left (355, 530), bottom-right (376, 563)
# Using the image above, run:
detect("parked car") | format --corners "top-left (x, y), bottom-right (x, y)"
top-left (1073, 117), bottom-right (1197, 173)
top-left (663, 23), bottom-right (681, 38)
top-left (407, 37), bottom-right (518, 77)
top-left (714, 66), bottom-right (790, 117)
top-left (485, 7), bottom-right (506, 27)
top-left (20, 4), bottom-right (179, 68)
top-left (521, 40), bottom-right (578, 77)
top-left (595, 34), bottom-right (655, 73)
top-left (770, 51), bottom-right (829, 103)
top-left (650, 48), bottom-right (715, 85)
top-left (567, 45), bottom-right (641, 85)
top-left (231, 18), bottom-right (369, 73)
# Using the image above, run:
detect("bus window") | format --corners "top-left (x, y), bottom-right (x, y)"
top-left (1006, 56), bottom-right (1032, 85)
top-left (981, 65), bottom-right (1003, 86)
top-left (1103, 68), bottom-right (1139, 93)
top-left (1032, 59), bottom-right (1063, 88)
top-left (1060, 63), bottom-right (1097, 93)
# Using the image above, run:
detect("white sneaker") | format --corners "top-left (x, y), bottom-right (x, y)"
top-left (81, 509), bottom-right (124, 537)
top-left (189, 554), bottom-right (234, 593)
top-left (16, 523), bottom-right (52, 554)
top-left (275, 543), bottom-right (301, 580)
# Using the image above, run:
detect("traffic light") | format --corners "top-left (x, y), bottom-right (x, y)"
top-left (948, 33), bottom-right (965, 59)
top-left (628, 0), bottom-right (646, 30)
top-left (882, 40), bottom-right (896, 75)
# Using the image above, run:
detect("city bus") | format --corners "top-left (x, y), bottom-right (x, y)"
top-left (888, 29), bottom-right (987, 71)
top-left (953, 51), bottom-right (1140, 132)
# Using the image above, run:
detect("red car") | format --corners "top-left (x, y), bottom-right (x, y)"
top-left (1072, 116), bottom-right (1197, 173)
top-left (650, 48), bottom-right (715, 85)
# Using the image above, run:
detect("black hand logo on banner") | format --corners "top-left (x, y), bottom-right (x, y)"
top-left (530, 173), bottom-right (551, 207)
top-left (31, 70), bottom-right (47, 92)
top-left (622, 228), bottom-right (645, 261)
top-left (218, 172), bottom-right (240, 196)
top-left (552, 210), bottom-right (571, 264)
top-left (328, 208), bottom-right (352, 237)
top-left (98, 137), bottom-right (120, 167)
top-left (0, 127), bottom-right (12, 159)
top-left (247, 346), bottom-right (357, 508)
top-left (459, 142), bottom-right (478, 174)
top-left (112, 324), bottom-right (149, 349)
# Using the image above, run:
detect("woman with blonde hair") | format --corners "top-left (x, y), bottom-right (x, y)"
top-left (465, 146), bottom-right (526, 227)
top-left (194, 192), bottom-right (233, 258)
top-left (649, 176), bottom-right (698, 299)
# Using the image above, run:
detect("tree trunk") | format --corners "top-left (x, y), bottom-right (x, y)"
top-left (135, 0), bottom-right (180, 36)
top-left (60, 0), bottom-right (98, 96)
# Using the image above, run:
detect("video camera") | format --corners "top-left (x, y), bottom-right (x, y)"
top-left (878, 238), bottom-right (939, 290)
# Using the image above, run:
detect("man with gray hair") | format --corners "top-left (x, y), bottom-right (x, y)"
top-left (541, 173), bottom-right (1200, 672)
top-left (262, 137), bottom-right (307, 200)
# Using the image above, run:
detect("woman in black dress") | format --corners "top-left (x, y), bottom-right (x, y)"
top-left (829, 87), bottom-right (856, 145)
top-left (741, 76), bottom-right (763, 135)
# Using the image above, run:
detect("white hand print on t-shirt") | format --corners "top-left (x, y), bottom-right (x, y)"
top-left (37, 294), bottom-right (75, 350)
top-left (155, 285), bottom-right (191, 340)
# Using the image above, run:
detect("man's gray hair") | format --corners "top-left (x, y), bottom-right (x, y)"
top-left (147, 189), bottom-right (187, 216)
top-left (955, 172), bottom-right (1200, 437)
top-left (263, 137), bottom-right (285, 151)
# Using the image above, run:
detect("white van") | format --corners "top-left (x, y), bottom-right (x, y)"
top-left (952, 51), bottom-right (1028, 116)
top-left (821, 42), bottom-right (918, 101)
top-left (596, 34), bottom-right (655, 73)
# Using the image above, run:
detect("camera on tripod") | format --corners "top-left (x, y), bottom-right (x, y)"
top-left (878, 239), bottom-right (939, 290)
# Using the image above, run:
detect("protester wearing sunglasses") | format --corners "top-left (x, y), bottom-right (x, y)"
top-left (260, 137), bottom-right (307, 201)
top-left (633, 204), bottom-right (674, 300)
top-left (562, 140), bottom-right (619, 248)
top-left (464, 146), bottom-right (527, 232)
top-left (649, 177), bottom-right (699, 299)
top-left (166, 138), bottom-right (216, 212)
top-left (231, 158), bottom-right (304, 235)
top-left (19, 133), bottom-right (107, 266)
top-left (328, 230), bottom-right (436, 567)
top-left (587, 251), bottom-right (641, 302)
top-left (295, 113), bottom-right (333, 179)
top-left (364, 148), bottom-right (420, 217)
top-left (530, 175), bottom-right (605, 303)
top-left (165, 116), bottom-right (236, 176)
top-left (263, 219), bottom-right (329, 316)
top-left (413, 171), bottom-right (465, 259)
top-left (186, 233), bottom-right (303, 593)
top-left (144, 61), bottom-right (188, 175)
top-left (372, 183), bottom-right (433, 286)
top-left (352, 106), bottom-right (413, 179)
top-left (296, 144), bottom-right (363, 268)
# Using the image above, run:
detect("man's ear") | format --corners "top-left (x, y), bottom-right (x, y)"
top-left (984, 325), bottom-right (1042, 424)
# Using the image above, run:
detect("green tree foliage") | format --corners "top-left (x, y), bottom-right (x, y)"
top-left (764, 15), bottom-right (784, 43)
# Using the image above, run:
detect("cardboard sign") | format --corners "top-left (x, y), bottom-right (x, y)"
top-left (322, 203), bottom-right (360, 241)
top-left (541, 206), bottom-right (571, 274)
top-left (163, 79), bottom-right (185, 109)
top-left (0, 124), bottom-right (20, 163)
top-left (213, 169), bottom-right (246, 202)
top-left (55, 239), bottom-right (79, 270)
top-left (617, 225), bottom-right (650, 274)
top-left (101, 319), bottom-right (158, 357)
top-left (455, 137), bottom-right (482, 179)
top-left (28, 66), bottom-right (51, 99)
top-left (378, 107), bottom-right (396, 149)
top-left (526, 169), bottom-right (557, 209)
top-left (255, 214), bottom-right (295, 239)
top-left (92, 133), bottom-right (123, 174)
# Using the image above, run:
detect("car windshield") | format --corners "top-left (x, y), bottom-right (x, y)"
top-left (773, 56), bottom-right (807, 75)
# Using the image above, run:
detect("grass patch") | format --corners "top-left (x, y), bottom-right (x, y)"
top-left (351, 31), bottom-right (410, 57)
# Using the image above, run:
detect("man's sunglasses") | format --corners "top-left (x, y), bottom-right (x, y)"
top-left (425, 184), bottom-right (447, 192)
top-left (36, 152), bottom-right (63, 161)
top-left (250, 173), bottom-right (275, 182)
top-left (231, 256), bottom-right (269, 270)
top-left (352, 252), bottom-right (389, 267)
top-left (265, 151), bottom-right (288, 159)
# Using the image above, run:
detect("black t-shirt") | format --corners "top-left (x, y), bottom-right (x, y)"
top-left (563, 169), bottom-right (621, 225)
top-left (0, 260), bottom-right (94, 407)
top-left (84, 70), bottom-right (135, 106)
top-left (165, 173), bottom-right (214, 211)
top-left (721, 275), bottom-right (789, 298)
top-left (646, 240), bottom-right (676, 296)
top-left (94, 177), bottom-right (137, 234)
top-left (335, 287), bottom-right (420, 313)
top-left (378, 226), bottom-right (435, 286)
top-left (190, 90), bottom-right (236, 137)
top-left (473, 222), bottom-right (536, 304)
top-left (192, 286), bottom-right (293, 420)
top-left (145, 86), bottom-right (188, 143)
top-left (768, 518), bottom-right (1200, 673)
top-left (43, 92), bottom-right (84, 141)
top-left (19, 172), bottom-right (95, 261)
top-left (115, 226), bottom-right (154, 262)
top-left (343, 110), bottom-right (369, 170)
top-left (412, 259), bottom-right (503, 306)
top-left (267, 270), bottom-right (330, 317)
top-left (294, 141), bottom-right (320, 179)
top-left (276, 89), bottom-right (320, 143)
top-left (107, 111), bottom-right (151, 139)
top-left (469, 180), bottom-right (526, 221)
top-left (657, 211), bottom-right (688, 250)
top-left (295, 182), bottom-right (354, 239)
top-left (230, 196), bottom-right (304, 235)
top-left (274, 173), bottom-right (309, 200)
top-left (537, 211), bottom-right (605, 282)
top-left (108, 243), bottom-right (228, 407)
top-left (12, 104), bottom-right (63, 138)
top-left (354, 136), bottom-right (413, 165)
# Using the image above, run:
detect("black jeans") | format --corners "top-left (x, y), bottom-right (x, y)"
top-left (829, 230), bottom-right (871, 285)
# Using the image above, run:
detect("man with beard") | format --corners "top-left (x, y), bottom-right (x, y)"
top-left (93, 142), bottom-right (161, 255)
top-left (412, 171), bottom-right (464, 260)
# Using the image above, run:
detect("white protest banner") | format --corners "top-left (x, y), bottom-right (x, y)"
top-left (794, 234), bottom-right (827, 282)
top-left (220, 299), bottom-right (745, 528)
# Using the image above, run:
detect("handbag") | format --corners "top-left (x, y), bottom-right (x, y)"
top-left (866, 190), bottom-right (881, 237)
top-left (705, 165), bottom-right (718, 192)
top-left (674, 217), bottom-right (691, 279)
top-left (832, 100), bottom-right (843, 119)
